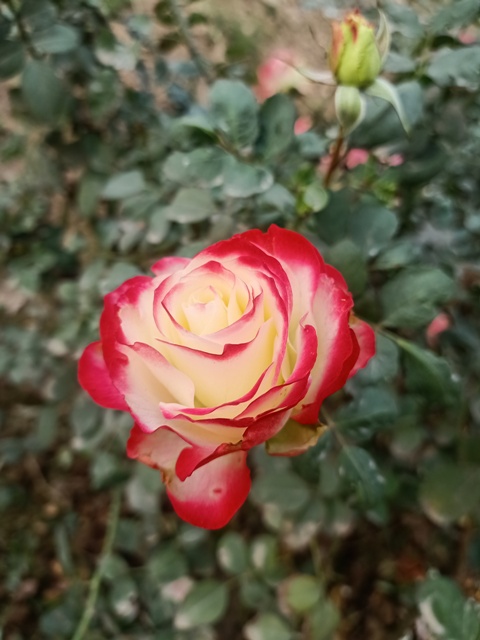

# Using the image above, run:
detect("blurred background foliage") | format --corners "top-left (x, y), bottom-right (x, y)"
top-left (1, 0), bottom-right (480, 638)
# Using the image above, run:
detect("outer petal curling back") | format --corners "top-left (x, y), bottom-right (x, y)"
top-left (348, 316), bottom-right (376, 378)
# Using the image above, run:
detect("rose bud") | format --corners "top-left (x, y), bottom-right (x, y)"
top-left (329, 9), bottom-right (387, 88)
top-left (78, 226), bottom-right (375, 529)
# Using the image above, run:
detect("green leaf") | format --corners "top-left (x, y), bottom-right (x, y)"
top-left (126, 465), bottom-right (162, 514)
top-left (420, 461), bottom-right (480, 526)
top-left (240, 577), bottom-right (273, 611)
top-left (339, 446), bottom-right (386, 506)
top-left (162, 147), bottom-right (228, 187)
top-left (251, 471), bottom-right (310, 515)
top-left (305, 598), bottom-right (340, 640)
top-left (296, 131), bottom-right (327, 159)
top-left (351, 200), bottom-right (398, 257)
top-left (20, 0), bottom-right (58, 30)
top-left (209, 79), bottom-right (259, 149)
top-left (426, 46), bottom-right (480, 89)
top-left (148, 545), bottom-right (188, 584)
top-left (325, 239), bottom-right (368, 296)
top-left (384, 3), bottom-right (423, 42)
top-left (373, 240), bottom-right (421, 270)
top-left (256, 184), bottom-right (296, 221)
top-left (100, 554), bottom-right (129, 583)
top-left (175, 111), bottom-right (216, 136)
top-left (31, 24), bottom-right (80, 54)
top-left (417, 572), bottom-right (480, 640)
top-left (91, 451), bottom-right (128, 489)
top-left (100, 262), bottom-right (143, 295)
top-left (250, 535), bottom-right (281, 576)
top-left (77, 173), bottom-right (105, 217)
top-left (0, 41), bottom-right (25, 79)
top-left (302, 181), bottom-right (329, 213)
top-left (222, 158), bottom-right (273, 198)
top-left (244, 613), bottom-right (293, 640)
top-left (383, 51), bottom-right (416, 74)
top-left (354, 333), bottom-right (399, 386)
top-left (266, 420), bottom-right (328, 456)
top-left (217, 532), bottom-right (249, 576)
top-left (147, 207), bottom-right (170, 244)
top-left (174, 580), bottom-right (228, 630)
top-left (165, 188), bottom-right (215, 223)
top-left (429, 0), bottom-right (480, 35)
top-left (21, 60), bottom-right (68, 124)
top-left (319, 456), bottom-right (342, 498)
top-left (394, 338), bottom-right (460, 406)
top-left (381, 267), bottom-right (455, 328)
top-left (279, 574), bottom-right (322, 614)
top-left (39, 587), bottom-right (80, 637)
top-left (315, 192), bottom-right (398, 255)
top-left (257, 94), bottom-right (296, 160)
top-left (102, 170), bottom-right (146, 200)
top-left (70, 393), bottom-right (102, 441)
top-left (337, 386), bottom-right (398, 436)
top-left (27, 406), bottom-right (57, 452)
top-left (109, 576), bottom-right (138, 622)
top-left (120, 190), bottom-right (159, 221)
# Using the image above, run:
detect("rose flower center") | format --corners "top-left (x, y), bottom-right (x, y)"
top-left (182, 286), bottom-right (229, 335)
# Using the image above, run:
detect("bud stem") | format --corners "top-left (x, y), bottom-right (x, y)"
top-left (324, 128), bottom-right (346, 188)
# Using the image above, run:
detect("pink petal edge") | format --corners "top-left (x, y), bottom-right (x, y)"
top-left (168, 451), bottom-right (251, 529)
top-left (78, 341), bottom-right (128, 411)
top-left (348, 317), bottom-right (376, 378)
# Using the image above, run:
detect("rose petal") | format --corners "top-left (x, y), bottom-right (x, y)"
top-left (292, 272), bottom-right (357, 423)
top-left (155, 318), bottom-right (278, 408)
top-left (348, 316), bottom-right (376, 378)
top-left (167, 451), bottom-right (251, 529)
top-left (78, 341), bottom-right (128, 411)
top-left (128, 424), bottom-right (249, 529)
top-left (150, 256), bottom-right (190, 277)
top-left (127, 423), bottom-right (187, 477)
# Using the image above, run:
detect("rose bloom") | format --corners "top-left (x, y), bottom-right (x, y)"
top-left (426, 312), bottom-right (451, 348)
top-left (294, 115), bottom-right (313, 135)
top-left (79, 226), bottom-right (375, 528)
top-left (254, 48), bottom-right (309, 102)
top-left (345, 148), bottom-right (370, 169)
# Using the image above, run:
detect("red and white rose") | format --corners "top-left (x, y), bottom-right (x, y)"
top-left (78, 226), bottom-right (375, 528)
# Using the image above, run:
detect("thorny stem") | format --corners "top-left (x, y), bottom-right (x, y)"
top-left (3, 0), bottom-right (42, 59)
top-left (323, 127), bottom-right (346, 188)
top-left (167, 0), bottom-right (214, 82)
top-left (71, 488), bottom-right (122, 640)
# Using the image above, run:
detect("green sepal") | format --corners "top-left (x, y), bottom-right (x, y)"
top-left (334, 85), bottom-right (366, 134)
top-left (375, 11), bottom-right (391, 65)
top-left (266, 419), bottom-right (328, 456)
top-left (365, 77), bottom-right (410, 134)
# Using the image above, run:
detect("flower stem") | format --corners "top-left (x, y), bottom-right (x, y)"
top-left (167, 0), bottom-right (214, 82)
top-left (71, 488), bottom-right (122, 640)
top-left (323, 128), bottom-right (345, 188)
top-left (4, 0), bottom-right (42, 59)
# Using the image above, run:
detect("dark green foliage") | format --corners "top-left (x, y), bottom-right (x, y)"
top-left (1, 0), bottom-right (480, 638)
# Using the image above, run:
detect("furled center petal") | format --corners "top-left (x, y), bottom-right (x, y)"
top-left (182, 286), bottom-right (229, 335)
